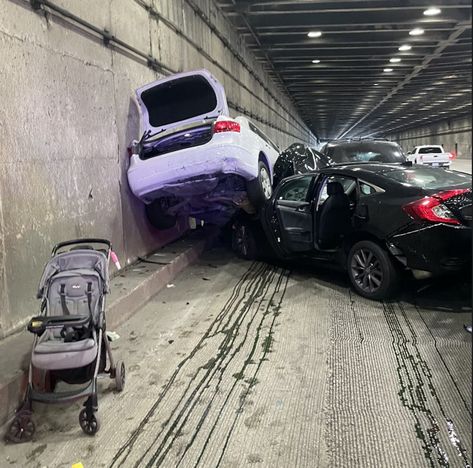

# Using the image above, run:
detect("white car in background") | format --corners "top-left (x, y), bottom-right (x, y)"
top-left (127, 69), bottom-right (280, 229)
top-left (406, 145), bottom-right (452, 168)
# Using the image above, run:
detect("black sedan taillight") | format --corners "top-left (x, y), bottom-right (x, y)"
top-left (403, 189), bottom-right (470, 225)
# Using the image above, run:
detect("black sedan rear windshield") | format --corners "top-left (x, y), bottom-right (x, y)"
top-left (383, 167), bottom-right (471, 190)
top-left (326, 142), bottom-right (406, 164)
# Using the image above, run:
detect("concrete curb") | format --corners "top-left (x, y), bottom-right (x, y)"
top-left (0, 229), bottom-right (217, 428)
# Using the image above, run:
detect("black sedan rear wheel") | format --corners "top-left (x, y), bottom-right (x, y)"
top-left (347, 240), bottom-right (399, 300)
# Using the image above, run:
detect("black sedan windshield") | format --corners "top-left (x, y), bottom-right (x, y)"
top-left (325, 142), bottom-right (406, 164)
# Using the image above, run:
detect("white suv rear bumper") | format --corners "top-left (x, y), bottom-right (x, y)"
top-left (127, 142), bottom-right (259, 202)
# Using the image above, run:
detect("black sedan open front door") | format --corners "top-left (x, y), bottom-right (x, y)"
top-left (273, 175), bottom-right (315, 252)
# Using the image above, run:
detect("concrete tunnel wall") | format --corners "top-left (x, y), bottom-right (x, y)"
top-left (0, 0), bottom-right (316, 337)
top-left (388, 116), bottom-right (472, 160)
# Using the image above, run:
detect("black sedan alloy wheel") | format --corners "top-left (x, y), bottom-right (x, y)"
top-left (347, 240), bottom-right (399, 300)
top-left (350, 248), bottom-right (384, 294)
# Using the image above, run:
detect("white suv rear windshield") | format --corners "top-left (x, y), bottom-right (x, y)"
top-left (141, 75), bottom-right (217, 128)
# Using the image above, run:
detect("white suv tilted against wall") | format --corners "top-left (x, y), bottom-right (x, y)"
top-left (127, 69), bottom-right (280, 229)
top-left (406, 145), bottom-right (452, 168)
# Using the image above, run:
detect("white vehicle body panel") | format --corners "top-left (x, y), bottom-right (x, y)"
top-left (127, 70), bottom-right (280, 219)
top-left (406, 145), bottom-right (451, 168)
top-left (128, 116), bottom-right (279, 202)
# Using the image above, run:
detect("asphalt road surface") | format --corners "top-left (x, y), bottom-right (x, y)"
top-left (452, 159), bottom-right (471, 174)
top-left (2, 248), bottom-right (471, 468)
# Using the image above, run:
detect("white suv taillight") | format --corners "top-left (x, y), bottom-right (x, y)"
top-left (213, 120), bottom-right (241, 133)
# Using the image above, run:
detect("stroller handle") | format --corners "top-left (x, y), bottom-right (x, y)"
top-left (51, 238), bottom-right (112, 256)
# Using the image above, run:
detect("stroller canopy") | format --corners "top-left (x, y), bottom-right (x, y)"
top-left (37, 249), bottom-right (109, 299)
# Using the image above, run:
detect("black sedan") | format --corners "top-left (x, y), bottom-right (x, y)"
top-left (273, 139), bottom-right (407, 186)
top-left (232, 163), bottom-right (472, 300)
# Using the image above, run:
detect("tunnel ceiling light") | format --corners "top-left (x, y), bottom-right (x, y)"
top-left (308, 31), bottom-right (322, 38)
top-left (383, 68), bottom-right (393, 72)
top-left (374, 83), bottom-right (379, 86)
top-left (390, 58), bottom-right (402, 63)
top-left (312, 59), bottom-right (321, 64)
top-left (424, 7), bottom-right (441, 16)
top-left (409, 28), bottom-right (425, 36)
top-left (445, 74), bottom-right (457, 79)
top-left (399, 44), bottom-right (412, 51)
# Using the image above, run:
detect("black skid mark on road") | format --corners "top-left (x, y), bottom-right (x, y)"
top-left (109, 261), bottom-right (265, 467)
top-left (168, 272), bottom-right (290, 468)
top-left (109, 262), bottom-right (280, 467)
top-left (348, 290), bottom-right (365, 344)
top-left (213, 272), bottom-right (291, 468)
top-left (383, 301), bottom-right (471, 468)
top-left (142, 265), bottom-right (282, 467)
top-left (414, 303), bottom-right (472, 419)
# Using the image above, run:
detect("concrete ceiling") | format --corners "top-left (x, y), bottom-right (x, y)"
top-left (216, 0), bottom-right (472, 140)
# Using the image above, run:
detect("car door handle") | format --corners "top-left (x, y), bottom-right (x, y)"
top-left (296, 203), bottom-right (311, 212)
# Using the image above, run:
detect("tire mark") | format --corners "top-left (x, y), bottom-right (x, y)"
top-left (414, 303), bottom-right (472, 418)
top-left (348, 289), bottom-right (364, 344)
top-left (214, 271), bottom-right (291, 468)
top-left (383, 301), bottom-right (471, 467)
top-left (109, 261), bottom-right (267, 467)
top-left (141, 265), bottom-right (280, 467)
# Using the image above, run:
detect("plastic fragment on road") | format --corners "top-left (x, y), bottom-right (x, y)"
top-left (72, 463), bottom-right (84, 468)
top-left (464, 324), bottom-right (472, 333)
top-left (166, 284), bottom-right (175, 288)
top-left (106, 331), bottom-right (120, 342)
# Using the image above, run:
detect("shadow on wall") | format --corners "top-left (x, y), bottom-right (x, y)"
top-left (118, 96), bottom-right (187, 266)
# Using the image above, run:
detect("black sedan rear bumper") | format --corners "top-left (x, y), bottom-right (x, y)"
top-left (390, 222), bottom-right (471, 275)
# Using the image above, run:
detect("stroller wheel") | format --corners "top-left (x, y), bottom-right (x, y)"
top-left (7, 411), bottom-right (35, 443)
top-left (79, 409), bottom-right (100, 436)
top-left (115, 361), bottom-right (126, 392)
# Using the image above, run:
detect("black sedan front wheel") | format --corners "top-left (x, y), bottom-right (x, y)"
top-left (347, 240), bottom-right (399, 300)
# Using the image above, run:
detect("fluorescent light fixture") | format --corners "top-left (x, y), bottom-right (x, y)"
top-left (383, 68), bottom-right (393, 72)
top-left (409, 28), bottom-right (425, 36)
top-left (312, 59), bottom-right (321, 64)
top-left (424, 7), bottom-right (441, 16)
top-left (390, 58), bottom-right (402, 63)
top-left (308, 31), bottom-right (322, 38)
top-left (398, 44), bottom-right (412, 51)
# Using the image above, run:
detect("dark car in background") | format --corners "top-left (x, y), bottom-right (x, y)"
top-left (319, 139), bottom-right (407, 164)
top-left (232, 163), bottom-right (471, 300)
top-left (274, 139), bottom-right (407, 186)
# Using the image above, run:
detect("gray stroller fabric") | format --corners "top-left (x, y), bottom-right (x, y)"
top-left (46, 270), bottom-right (102, 323)
top-left (32, 329), bottom-right (97, 370)
top-left (32, 248), bottom-right (109, 373)
top-left (38, 249), bottom-right (109, 299)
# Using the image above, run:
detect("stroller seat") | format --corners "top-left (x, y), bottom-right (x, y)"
top-left (32, 328), bottom-right (97, 370)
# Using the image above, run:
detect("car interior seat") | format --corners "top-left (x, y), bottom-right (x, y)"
top-left (317, 181), bottom-right (352, 249)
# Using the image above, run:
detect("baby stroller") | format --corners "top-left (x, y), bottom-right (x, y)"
top-left (7, 239), bottom-right (125, 442)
